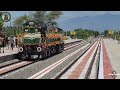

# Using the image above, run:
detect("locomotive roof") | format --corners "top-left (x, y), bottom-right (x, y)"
top-left (22, 21), bottom-right (63, 32)
top-left (23, 21), bottom-right (46, 26)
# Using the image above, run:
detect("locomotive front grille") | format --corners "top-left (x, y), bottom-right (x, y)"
top-left (25, 45), bottom-right (38, 55)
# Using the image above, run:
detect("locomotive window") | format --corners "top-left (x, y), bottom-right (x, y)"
top-left (57, 38), bottom-right (60, 41)
top-left (34, 38), bottom-right (40, 43)
top-left (55, 38), bottom-right (57, 41)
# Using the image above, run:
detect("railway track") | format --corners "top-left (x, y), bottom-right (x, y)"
top-left (54, 40), bottom-right (100, 79)
top-left (0, 40), bottom-right (85, 76)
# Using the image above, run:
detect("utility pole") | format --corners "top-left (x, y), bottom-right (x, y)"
top-left (2, 27), bottom-right (5, 53)
top-left (1, 12), bottom-right (11, 52)
top-left (0, 12), bottom-right (2, 53)
top-left (10, 17), bottom-right (12, 36)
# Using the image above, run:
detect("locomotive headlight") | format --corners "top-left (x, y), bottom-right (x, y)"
top-left (19, 47), bottom-right (23, 52)
top-left (37, 47), bottom-right (41, 52)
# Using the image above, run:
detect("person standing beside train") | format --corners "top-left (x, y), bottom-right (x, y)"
top-left (0, 37), bottom-right (3, 53)
top-left (8, 37), bottom-right (11, 50)
top-left (10, 36), bottom-right (14, 50)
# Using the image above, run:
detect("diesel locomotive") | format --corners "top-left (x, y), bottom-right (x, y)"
top-left (17, 21), bottom-right (64, 60)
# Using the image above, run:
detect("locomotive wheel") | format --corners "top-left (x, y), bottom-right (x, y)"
top-left (59, 46), bottom-right (62, 53)
top-left (56, 45), bottom-right (61, 53)
top-left (47, 48), bottom-right (51, 57)
top-left (51, 47), bottom-right (56, 54)
top-left (38, 51), bottom-right (45, 60)
top-left (60, 45), bottom-right (64, 52)
top-left (54, 47), bottom-right (56, 54)
top-left (51, 47), bottom-right (54, 54)
top-left (44, 50), bottom-right (48, 58)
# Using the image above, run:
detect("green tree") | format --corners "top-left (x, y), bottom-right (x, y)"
top-left (0, 12), bottom-right (4, 36)
top-left (104, 30), bottom-right (109, 36)
top-left (13, 11), bottom-right (63, 27)
top-left (94, 31), bottom-right (100, 37)
top-left (46, 11), bottom-right (62, 22)
top-left (71, 28), bottom-right (100, 40)
top-left (33, 11), bottom-right (62, 26)
top-left (13, 14), bottom-right (32, 27)
top-left (0, 21), bottom-right (4, 31)
top-left (33, 11), bottom-right (47, 22)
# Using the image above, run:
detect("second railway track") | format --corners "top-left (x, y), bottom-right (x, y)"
top-left (54, 39), bottom-right (101, 79)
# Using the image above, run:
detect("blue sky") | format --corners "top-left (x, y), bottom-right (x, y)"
top-left (2, 11), bottom-right (120, 26)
